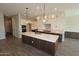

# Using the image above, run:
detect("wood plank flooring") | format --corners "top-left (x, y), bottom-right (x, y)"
top-left (56, 38), bottom-right (79, 56)
top-left (0, 35), bottom-right (79, 56)
top-left (0, 36), bottom-right (50, 56)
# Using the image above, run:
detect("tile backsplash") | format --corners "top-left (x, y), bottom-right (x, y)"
top-left (44, 24), bottom-right (51, 32)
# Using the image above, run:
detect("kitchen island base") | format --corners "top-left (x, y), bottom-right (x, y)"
top-left (22, 35), bottom-right (58, 56)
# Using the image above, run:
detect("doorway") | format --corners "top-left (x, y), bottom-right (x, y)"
top-left (4, 16), bottom-right (13, 37)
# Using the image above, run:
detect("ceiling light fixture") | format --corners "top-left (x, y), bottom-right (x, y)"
top-left (43, 3), bottom-right (46, 23)
top-left (25, 8), bottom-right (29, 19)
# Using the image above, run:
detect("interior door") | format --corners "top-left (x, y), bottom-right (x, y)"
top-left (4, 16), bottom-right (13, 36)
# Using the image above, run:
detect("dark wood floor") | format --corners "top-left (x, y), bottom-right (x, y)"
top-left (56, 38), bottom-right (79, 56)
top-left (0, 35), bottom-right (50, 56)
top-left (0, 35), bottom-right (79, 56)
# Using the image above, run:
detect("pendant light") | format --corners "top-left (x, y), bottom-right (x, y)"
top-left (43, 3), bottom-right (46, 23)
top-left (25, 8), bottom-right (31, 24)
top-left (26, 8), bottom-right (28, 19)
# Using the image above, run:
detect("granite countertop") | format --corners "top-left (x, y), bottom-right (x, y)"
top-left (22, 32), bottom-right (59, 43)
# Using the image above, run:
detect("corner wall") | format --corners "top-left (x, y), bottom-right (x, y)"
top-left (0, 13), bottom-right (5, 39)
top-left (65, 9), bottom-right (79, 32)
top-left (12, 14), bottom-right (21, 38)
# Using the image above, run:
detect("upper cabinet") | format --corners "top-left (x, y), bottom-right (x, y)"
top-left (43, 19), bottom-right (53, 24)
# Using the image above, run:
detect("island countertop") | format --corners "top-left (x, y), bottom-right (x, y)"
top-left (22, 32), bottom-right (59, 43)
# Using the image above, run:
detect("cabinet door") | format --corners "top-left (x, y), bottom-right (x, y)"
top-left (41, 40), bottom-right (52, 54)
top-left (44, 41), bottom-right (56, 55)
top-left (22, 35), bottom-right (27, 43)
top-left (38, 39), bottom-right (55, 55)
top-left (33, 38), bottom-right (39, 48)
top-left (39, 40), bottom-right (45, 50)
top-left (44, 41), bottom-right (52, 54)
top-left (26, 36), bottom-right (33, 46)
top-left (22, 35), bottom-right (33, 45)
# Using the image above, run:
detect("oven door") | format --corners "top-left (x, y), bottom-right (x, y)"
top-left (22, 25), bottom-right (26, 32)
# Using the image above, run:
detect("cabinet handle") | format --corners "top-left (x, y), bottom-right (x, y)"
top-left (32, 41), bottom-right (34, 43)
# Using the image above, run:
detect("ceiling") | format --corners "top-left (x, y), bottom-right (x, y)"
top-left (0, 3), bottom-right (79, 17)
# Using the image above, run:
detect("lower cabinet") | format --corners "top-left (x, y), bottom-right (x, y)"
top-left (65, 32), bottom-right (79, 39)
top-left (22, 35), bottom-right (39, 47)
top-left (39, 40), bottom-right (56, 55)
top-left (22, 35), bottom-right (32, 45)
top-left (32, 38), bottom-right (39, 48)
top-left (22, 35), bottom-right (57, 56)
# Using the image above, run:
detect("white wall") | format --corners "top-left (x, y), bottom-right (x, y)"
top-left (65, 9), bottom-right (79, 32)
top-left (12, 14), bottom-right (21, 38)
top-left (0, 13), bottom-right (5, 39)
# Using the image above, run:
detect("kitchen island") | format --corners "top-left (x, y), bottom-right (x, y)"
top-left (22, 32), bottom-right (59, 56)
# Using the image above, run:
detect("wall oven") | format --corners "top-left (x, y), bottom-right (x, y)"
top-left (22, 25), bottom-right (26, 32)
